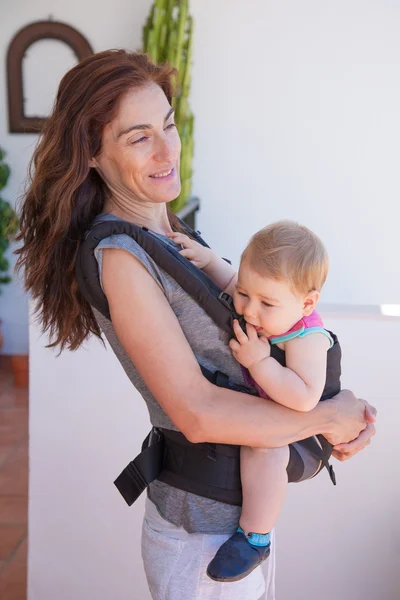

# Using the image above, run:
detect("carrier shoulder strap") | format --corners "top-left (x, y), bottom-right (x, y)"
top-left (76, 217), bottom-right (243, 335)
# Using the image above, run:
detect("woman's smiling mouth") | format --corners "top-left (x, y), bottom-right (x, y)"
top-left (149, 167), bottom-right (175, 179)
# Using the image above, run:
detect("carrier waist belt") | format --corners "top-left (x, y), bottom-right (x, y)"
top-left (113, 426), bottom-right (335, 507)
top-left (158, 429), bottom-right (243, 506)
top-left (113, 427), bottom-right (243, 507)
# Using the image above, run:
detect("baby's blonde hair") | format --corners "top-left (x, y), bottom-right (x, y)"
top-left (241, 220), bottom-right (329, 295)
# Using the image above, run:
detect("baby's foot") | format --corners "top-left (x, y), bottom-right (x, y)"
top-left (206, 528), bottom-right (271, 582)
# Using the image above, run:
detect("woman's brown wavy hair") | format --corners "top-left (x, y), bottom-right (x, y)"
top-left (16, 49), bottom-right (180, 351)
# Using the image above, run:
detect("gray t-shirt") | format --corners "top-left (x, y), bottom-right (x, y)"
top-left (93, 213), bottom-right (241, 533)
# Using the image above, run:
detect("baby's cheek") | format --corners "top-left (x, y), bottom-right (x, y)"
top-left (232, 294), bottom-right (242, 314)
top-left (262, 316), bottom-right (283, 336)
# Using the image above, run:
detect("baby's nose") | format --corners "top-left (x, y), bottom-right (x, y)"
top-left (243, 301), bottom-right (258, 319)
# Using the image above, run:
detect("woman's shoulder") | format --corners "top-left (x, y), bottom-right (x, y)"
top-left (93, 212), bottom-right (178, 264)
top-left (93, 213), bottom-right (148, 254)
top-left (93, 214), bottom-right (170, 294)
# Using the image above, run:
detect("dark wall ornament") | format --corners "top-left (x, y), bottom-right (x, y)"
top-left (7, 20), bottom-right (94, 134)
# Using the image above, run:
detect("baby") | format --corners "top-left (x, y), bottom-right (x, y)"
top-left (167, 219), bottom-right (338, 582)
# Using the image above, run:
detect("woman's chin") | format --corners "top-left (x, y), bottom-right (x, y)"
top-left (153, 184), bottom-right (181, 204)
top-left (147, 168), bottom-right (181, 201)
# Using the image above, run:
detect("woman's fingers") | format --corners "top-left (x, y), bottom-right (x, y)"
top-left (360, 399), bottom-right (377, 423)
top-left (333, 421), bottom-right (376, 457)
top-left (322, 389), bottom-right (367, 446)
top-left (331, 449), bottom-right (351, 462)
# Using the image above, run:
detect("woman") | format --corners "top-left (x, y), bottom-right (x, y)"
top-left (16, 50), bottom-right (376, 600)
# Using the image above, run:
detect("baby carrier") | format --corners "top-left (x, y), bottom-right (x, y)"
top-left (76, 217), bottom-right (340, 507)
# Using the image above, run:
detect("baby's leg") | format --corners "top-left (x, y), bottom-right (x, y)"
top-left (206, 444), bottom-right (290, 583)
top-left (240, 444), bottom-right (290, 535)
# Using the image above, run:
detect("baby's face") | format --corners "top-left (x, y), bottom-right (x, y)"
top-left (233, 261), bottom-right (307, 338)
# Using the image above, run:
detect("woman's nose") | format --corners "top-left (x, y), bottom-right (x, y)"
top-left (154, 135), bottom-right (175, 163)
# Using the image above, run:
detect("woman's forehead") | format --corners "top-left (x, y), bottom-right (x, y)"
top-left (112, 83), bottom-right (170, 131)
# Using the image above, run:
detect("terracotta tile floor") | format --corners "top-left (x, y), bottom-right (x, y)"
top-left (0, 361), bottom-right (28, 600)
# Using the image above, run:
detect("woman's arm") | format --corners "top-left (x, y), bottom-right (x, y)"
top-left (102, 248), bottom-right (368, 449)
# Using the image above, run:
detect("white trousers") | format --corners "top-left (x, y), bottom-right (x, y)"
top-left (141, 497), bottom-right (276, 600)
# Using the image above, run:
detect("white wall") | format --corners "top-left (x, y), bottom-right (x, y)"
top-left (191, 0), bottom-right (400, 306)
top-left (2, 0), bottom-right (395, 598)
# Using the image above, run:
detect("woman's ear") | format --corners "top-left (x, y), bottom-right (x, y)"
top-left (303, 290), bottom-right (319, 316)
top-left (88, 157), bottom-right (98, 168)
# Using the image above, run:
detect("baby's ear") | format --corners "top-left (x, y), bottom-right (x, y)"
top-left (303, 290), bottom-right (319, 316)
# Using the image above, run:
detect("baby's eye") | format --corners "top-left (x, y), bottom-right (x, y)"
top-left (262, 302), bottom-right (273, 307)
top-left (238, 292), bottom-right (248, 298)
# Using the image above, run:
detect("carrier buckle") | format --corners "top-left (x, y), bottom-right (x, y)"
top-left (148, 426), bottom-right (163, 446)
top-left (218, 291), bottom-right (234, 310)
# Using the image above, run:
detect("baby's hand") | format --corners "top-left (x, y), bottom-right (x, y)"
top-left (166, 232), bottom-right (213, 269)
top-left (229, 319), bottom-right (271, 369)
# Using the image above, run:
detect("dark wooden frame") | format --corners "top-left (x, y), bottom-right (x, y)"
top-left (7, 21), bottom-right (93, 134)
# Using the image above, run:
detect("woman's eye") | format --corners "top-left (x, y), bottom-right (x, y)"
top-left (165, 123), bottom-right (177, 130)
top-left (131, 136), bottom-right (148, 145)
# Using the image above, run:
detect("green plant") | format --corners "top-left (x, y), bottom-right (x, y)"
top-left (143, 0), bottom-right (194, 213)
top-left (0, 148), bottom-right (18, 292)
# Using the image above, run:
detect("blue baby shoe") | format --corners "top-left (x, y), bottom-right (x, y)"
top-left (206, 529), bottom-right (271, 582)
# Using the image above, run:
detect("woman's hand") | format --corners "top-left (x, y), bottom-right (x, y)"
top-left (321, 390), bottom-right (376, 448)
top-left (332, 400), bottom-right (376, 461)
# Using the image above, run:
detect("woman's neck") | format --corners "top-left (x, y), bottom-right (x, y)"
top-left (103, 195), bottom-right (173, 236)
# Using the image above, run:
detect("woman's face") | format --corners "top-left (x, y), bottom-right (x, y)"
top-left (92, 83), bottom-right (181, 204)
